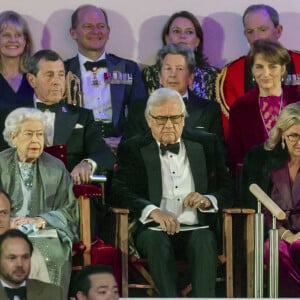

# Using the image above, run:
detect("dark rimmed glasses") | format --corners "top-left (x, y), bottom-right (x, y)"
top-left (286, 133), bottom-right (300, 143)
top-left (149, 113), bottom-right (184, 125)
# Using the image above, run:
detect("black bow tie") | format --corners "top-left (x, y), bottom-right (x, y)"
top-left (160, 143), bottom-right (180, 155)
top-left (84, 59), bottom-right (107, 71)
top-left (36, 102), bottom-right (60, 113)
top-left (5, 286), bottom-right (26, 300)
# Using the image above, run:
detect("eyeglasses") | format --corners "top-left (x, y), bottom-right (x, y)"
top-left (21, 130), bottom-right (44, 140)
top-left (286, 133), bottom-right (300, 143)
top-left (149, 113), bottom-right (184, 125)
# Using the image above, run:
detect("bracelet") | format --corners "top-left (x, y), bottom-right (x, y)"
top-left (280, 229), bottom-right (291, 240)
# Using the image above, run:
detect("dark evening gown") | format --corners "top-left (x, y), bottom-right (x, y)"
top-left (0, 74), bottom-right (34, 149)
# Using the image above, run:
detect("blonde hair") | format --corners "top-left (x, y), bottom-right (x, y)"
top-left (0, 11), bottom-right (33, 73)
top-left (265, 102), bottom-right (300, 150)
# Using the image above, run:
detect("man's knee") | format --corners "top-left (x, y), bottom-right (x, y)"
top-left (189, 229), bottom-right (217, 250)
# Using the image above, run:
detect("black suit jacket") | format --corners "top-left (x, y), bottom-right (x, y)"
top-left (123, 90), bottom-right (224, 146)
top-left (111, 130), bottom-right (233, 230)
top-left (64, 54), bottom-right (147, 135)
top-left (50, 102), bottom-right (116, 173)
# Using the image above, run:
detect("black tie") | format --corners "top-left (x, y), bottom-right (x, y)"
top-left (183, 97), bottom-right (188, 104)
top-left (36, 102), bottom-right (60, 113)
top-left (5, 286), bottom-right (26, 300)
top-left (160, 143), bottom-right (180, 155)
top-left (84, 59), bottom-right (107, 71)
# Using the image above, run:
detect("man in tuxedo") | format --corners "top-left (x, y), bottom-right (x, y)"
top-left (0, 229), bottom-right (63, 300)
top-left (216, 4), bottom-right (300, 140)
top-left (112, 88), bottom-right (233, 297)
top-left (65, 4), bottom-right (147, 151)
top-left (123, 43), bottom-right (224, 148)
top-left (26, 49), bottom-right (116, 185)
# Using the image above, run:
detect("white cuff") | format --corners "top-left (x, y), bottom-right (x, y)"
top-left (139, 204), bottom-right (159, 224)
top-left (82, 158), bottom-right (97, 174)
top-left (198, 195), bottom-right (218, 213)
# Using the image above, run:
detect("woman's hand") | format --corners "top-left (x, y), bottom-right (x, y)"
top-left (283, 231), bottom-right (300, 244)
top-left (11, 216), bottom-right (47, 230)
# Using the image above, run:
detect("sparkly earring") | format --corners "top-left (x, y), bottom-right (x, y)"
top-left (281, 137), bottom-right (285, 149)
top-left (252, 77), bottom-right (256, 82)
top-left (281, 76), bottom-right (284, 82)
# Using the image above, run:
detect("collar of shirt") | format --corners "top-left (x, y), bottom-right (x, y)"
top-left (78, 52), bottom-right (107, 74)
top-left (182, 91), bottom-right (188, 99)
top-left (34, 95), bottom-right (55, 146)
top-left (156, 139), bottom-right (181, 154)
top-left (1, 280), bottom-right (26, 288)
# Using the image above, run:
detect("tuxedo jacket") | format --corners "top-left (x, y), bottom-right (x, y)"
top-left (64, 53), bottom-right (147, 135)
top-left (48, 102), bottom-right (116, 172)
top-left (228, 85), bottom-right (300, 171)
top-left (123, 90), bottom-right (225, 146)
top-left (112, 130), bottom-right (233, 230)
top-left (216, 50), bottom-right (300, 140)
top-left (0, 280), bottom-right (63, 300)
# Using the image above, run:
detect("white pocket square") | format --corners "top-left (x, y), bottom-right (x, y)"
top-left (75, 123), bottom-right (84, 129)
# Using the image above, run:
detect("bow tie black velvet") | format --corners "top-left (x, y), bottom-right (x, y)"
top-left (36, 102), bottom-right (60, 113)
top-left (84, 59), bottom-right (107, 71)
top-left (160, 142), bottom-right (180, 155)
top-left (5, 286), bottom-right (26, 300)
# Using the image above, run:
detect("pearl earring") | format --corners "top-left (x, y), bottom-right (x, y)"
top-left (281, 137), bottom-right (285, 149)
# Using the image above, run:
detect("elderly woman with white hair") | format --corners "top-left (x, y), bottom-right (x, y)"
top-left (0, 107), bottom-right (78, 298)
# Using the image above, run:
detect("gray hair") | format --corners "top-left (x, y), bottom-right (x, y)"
top-left (3, 107), bottom-right (46, 147)
top-left (156, 43), bottom-right (196, 74)
top-left (265, 102), bottom-right (300, 150)
top-left (242, 4), bottom-right (280, 28)
top-left (145, 87), bottom-right (188, 119)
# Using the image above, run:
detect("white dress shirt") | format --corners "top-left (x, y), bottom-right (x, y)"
top-left (140, 140), bottom-right (218, 225)
top-left (78, 52), bottom-right (112, 121)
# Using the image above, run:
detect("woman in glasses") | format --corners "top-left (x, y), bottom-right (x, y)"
top-left (228, 39), bottom-right (300, 174)
top-left (241, 102), bottom-right (300, 297)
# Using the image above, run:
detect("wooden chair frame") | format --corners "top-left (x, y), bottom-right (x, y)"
top-left (113, 207), bottom-right (256, 298)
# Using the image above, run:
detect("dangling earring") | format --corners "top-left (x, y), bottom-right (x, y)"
top-left (281, 137), bottom-right (285, 149)
top-left (252, 77), bottom-right (256, 82)
top-left (281, 76), bottom-right (284, 82)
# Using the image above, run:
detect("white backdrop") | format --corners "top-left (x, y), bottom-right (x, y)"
top-left (3, 0), bottom-right (300, 68)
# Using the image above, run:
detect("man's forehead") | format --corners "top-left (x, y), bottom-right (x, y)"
top-left (2, 238), bottom-right (30, 254)
top-left (244, 9), bottom-right (273, 27)
top-left (0, 193), bottom-right (10, 209)
top-left (38, 59), bottom-right (64, 70)
top-left (151, 99), bottom-right (182, 113)
top-left (78, 7), bottom-right (106, 22)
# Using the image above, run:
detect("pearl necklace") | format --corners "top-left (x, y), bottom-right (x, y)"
top-left (258, 93), bottom-right (283, 138)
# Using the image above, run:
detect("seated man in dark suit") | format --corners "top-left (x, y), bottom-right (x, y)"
top-left (26, 49), bottom-right (116, 185)
top-left (123, 43), bottom-right (224, 147)
top-left (111, 88), bottom-right (233, 297)
top-left (0, 229), bottom-right (63, 300)
top-left (65, 4), bottom-right (147, 151)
